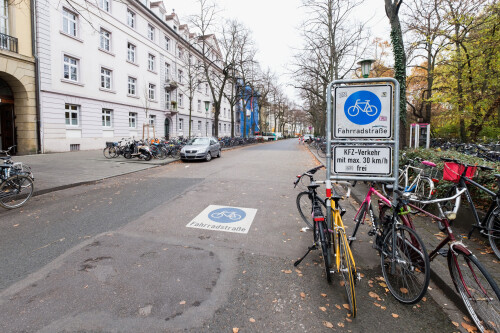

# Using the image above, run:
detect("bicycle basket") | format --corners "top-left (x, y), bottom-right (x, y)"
top-left (443, 162), bottom-right (477, 183)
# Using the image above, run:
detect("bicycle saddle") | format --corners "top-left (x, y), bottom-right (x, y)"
top-left (421, 160), bottom-right (436, 167)
top-left (307, 183), bottom-right (321, 190)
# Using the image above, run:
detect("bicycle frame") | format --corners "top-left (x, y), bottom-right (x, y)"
top-left (329, 198), bottom-right (356, 273)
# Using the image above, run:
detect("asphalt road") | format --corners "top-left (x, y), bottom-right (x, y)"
top-left (0, 139), bottom-right (459, 332)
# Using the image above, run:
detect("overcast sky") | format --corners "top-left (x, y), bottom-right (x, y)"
top-left (164, 0), bottom-right (391, 103)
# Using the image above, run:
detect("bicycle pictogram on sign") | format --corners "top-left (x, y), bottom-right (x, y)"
top-left (344, 90), bottom-right (382, 125)
top-left (208, 207), bottom-right (246, 223)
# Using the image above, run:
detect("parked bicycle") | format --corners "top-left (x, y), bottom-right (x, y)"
top-left (0, 145), bottom-right (34, 209)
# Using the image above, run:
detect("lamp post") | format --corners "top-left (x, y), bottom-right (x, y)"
top-left (204, 101), bottom-right (210, 136)
top-left (357, 59), bottom-right (375, 78)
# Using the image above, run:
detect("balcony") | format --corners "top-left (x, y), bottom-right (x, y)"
top-left (165, 101), bottom-right (178, 112)
top-left (0, 33), bottom-right (18, 53)
top-left (164, 77), bottom-right (178, 91)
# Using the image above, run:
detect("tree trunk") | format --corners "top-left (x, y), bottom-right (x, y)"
top-left (385, 0), bottom-right (407, 147)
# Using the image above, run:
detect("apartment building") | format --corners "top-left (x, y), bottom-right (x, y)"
top-left (36, 0), bottom-right (233, 152)
top-left (0, 0), bottom-right (37, 154)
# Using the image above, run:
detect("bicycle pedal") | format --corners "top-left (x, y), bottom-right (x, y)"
top-left (437, 248), bottom-right (448, 257)
top-left (348, 236), bottom-right (356, 241)
top-left (368, 230), bottom-right (375, 236)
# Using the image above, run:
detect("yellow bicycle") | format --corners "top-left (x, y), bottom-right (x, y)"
top-left (326, 183), bottom-right (357, 318)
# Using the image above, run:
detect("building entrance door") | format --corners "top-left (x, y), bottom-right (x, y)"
top-left (0, 103), bottom-right (15, 153)
top-left (164, 118), bottom-right (170, 140)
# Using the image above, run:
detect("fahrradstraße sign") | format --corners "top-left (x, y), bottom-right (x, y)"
top-left (334, 84), bottom-right (392, 139)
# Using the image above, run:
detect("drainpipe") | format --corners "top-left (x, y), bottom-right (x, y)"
top-left (30, 0), bottom-right (42, 154)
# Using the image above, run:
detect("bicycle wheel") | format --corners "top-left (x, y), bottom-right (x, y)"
top-left (414, 177), bottom-right (433, 210)
top-left (487, 208), bottom-right (500, 260)
top-left (158, 147), bottom-right (168, 160)
top-left (448, 249), bottom-right (500, 331)
top-left (103, 147), bottom-right (113, 159)
top-left (318, 221), bottom-right (332, 284)
top-left (317, 145), bottom-right (327, 159)
top-left (380, 224), bottom-right (430, 304)
top-left (349, 201), bottom-right (367, 246)
top-left (297, 192), bottom-right (326, 229)
top-left (338, 229), bottom-right (357, 317)
top-left (0, 175), bottom-right (34, 209)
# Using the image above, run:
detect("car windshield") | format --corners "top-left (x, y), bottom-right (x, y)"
top-left (188, 138), bottom-right (210, 145)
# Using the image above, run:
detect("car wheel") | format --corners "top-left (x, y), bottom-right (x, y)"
top-left (205, 152), bottom-right (212, 162)
top-left (217, 149), bottom-right (221, 158)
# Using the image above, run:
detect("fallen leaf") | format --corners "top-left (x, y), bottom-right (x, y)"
top-left (346, 318), bottom-right (352, 322)
top-left (343, 304), bottom-right (350, 310)
top-left (400, 288), bottom-right (408, 294)
top-left (461, 321), bottom-right (478, 332)
top-left (381, 306), bottom-right (386, 310)
top-left (369, 291), bottom-right (381, 300)
top-left (233, 328), bottom-right (239, 333)
top-left (392, 313), bottom-right (399, 318)
top-left (295, 269), bottom-right (302, 274)
top-left (249, 318), bottom-right (256, 323)
top-left (300, 292), bottom-right (306, 298)
top-left (379, 282), bottom-right (387, 287)
top-left (335, 304), bottom-right (341, 310)
top-left (179, 301), bottom-right (186, 305)
top-left (422, 297), bottom-right (427, 302)
top-left (339, 281), bottom-right (345, 287)
top-left (374, 302), bottom-right (381, 307)
top-left (323, 321), bottom-right (334, 328)
top-left (321, 293), bottom-right (327, 297)
top-left (338, 322), bottom-right (345, 327)
top-left (463, 316), bottom-right (471, 323)
top-left (452, 322), bottom-right (459, 327)
top-left (13, 224), bottom-right (19, 227)
top-left (359, 273), bottom-right (365, 278)
top-left (283, 270), bottom-right (292, 274)
top-left (319, 306), bottom-right (327, 312)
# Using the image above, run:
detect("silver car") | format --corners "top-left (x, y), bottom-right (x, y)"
top-left (180, 137), bottom-right (221, 162)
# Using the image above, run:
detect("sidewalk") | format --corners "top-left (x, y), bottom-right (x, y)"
top-left (11, 142), bottom-right (264, 196)
top-left (306, 144), bottom-right (500, 317)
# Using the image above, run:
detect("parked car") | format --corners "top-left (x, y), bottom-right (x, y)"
top-left (180, 137), bottom-right (221, 162)
top-left (303, 134), bottom-right (314, 143)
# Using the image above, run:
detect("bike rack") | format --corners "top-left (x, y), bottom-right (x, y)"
top-left (325, 78), bottom-right (400, 208)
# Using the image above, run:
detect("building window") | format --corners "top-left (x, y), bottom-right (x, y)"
top-left (148, 24), bottom-right (155, 41)
top-left (129, 112), bottom-right (137, 128)
top-left (0, 0), bottom-right (8, 36)
top-left (102, 109), bottom-right (112, 127)
top-left (197, 80), bottom-right (201, 91)
top-left (65, 104), bottom-right (79, 126)
top-left (178, 70), bottom-right (182, 83)
top-left (99, 28), bottom-right (111, 51)
top-left (127, 42), bottom-right (136, 62)
top-left (62, 8), bottom-right (77, 37)
top-left (100, 67), bottom-right (112, 89)
top-left (148, 83), bottom-right (156, 100)
top-left (198, 121), bottom-right (201, 130)
top-left (98, 0), bottom-right (110, 12)
top-left (178, 93), bottom-right (183, 107)
top-left (165, 63), bottom-right (170, 80)
top-left (63, 55), bottom-right (78, 82)
top-left (149, 115), bottom-right (156, 126)
top-left (127, 9), bottom-right (135, 28)
top-left (219, 123), bottom-right (221, 132)
top-left (165, 36), bottom-right (170, 51)
top-left (178, 46), bottom-right (183, 58)
top-left (197, 100), bottom-right (201, 112)
top-left (205, 83), bottom-right (208, 95)
top-left (224, 124), bottom-right (226, 132)
top-left (179, 118), bottom-right (183, 130)
top-left (148, 53), bottom-right (155, 71)
top-left (128, 76), bottom-right (136, 95)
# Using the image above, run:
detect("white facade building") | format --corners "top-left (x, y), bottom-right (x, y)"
top-left (36, 0), bottom-right (233, 152)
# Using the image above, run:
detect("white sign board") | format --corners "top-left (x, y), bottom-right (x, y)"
top-left (334, 85), bottom-right (393, 138)
top-left (186, 205), bottom-right (257, 234)
top-left (333, 146), bottom-right (392, 175)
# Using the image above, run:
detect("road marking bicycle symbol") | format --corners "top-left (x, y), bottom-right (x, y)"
top-left (210, 210), bottom-right (242, 221)
top-left (347, 99), bottom-right (378, 117)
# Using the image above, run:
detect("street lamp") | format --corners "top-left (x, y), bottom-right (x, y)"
top-left (204, 101), bottom-right (210, 136)
top-left (357, 59), bottom-right (375, 78)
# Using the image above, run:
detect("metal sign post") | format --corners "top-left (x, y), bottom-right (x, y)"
top-left (325, 78), bottom-right (400, 203)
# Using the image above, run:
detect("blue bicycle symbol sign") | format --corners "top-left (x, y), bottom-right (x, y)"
top-left (208, 207), bottom-right (246, 223)
top-left (344, 90), bottom-right (382, 125)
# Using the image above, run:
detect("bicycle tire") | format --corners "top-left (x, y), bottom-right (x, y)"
top-left (414, 177), bottom-right (433, 210)
top-left (487, 208), bottom-right (500, 260)
top-left (0, 175), bottom-right (34, 209)
top-left (317, 145), bottom-right (327, 159)
top-left (157, 147), bottom-right (168, 160)
top-left (380, 224), bottom-right (430, 304)
top-left (318, 221), bottom-right (332, 284)
top-left (103, 147), bottom-right (113, 159)
top-left (448, 249), bottom-right (500, 331)
top-left (296, 192), bottom-right (326, 229)
top-left (338, 229), bottom-right (357, 317)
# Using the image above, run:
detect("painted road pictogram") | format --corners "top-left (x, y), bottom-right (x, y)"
top-left (208, 207), bottom-right (246, 223)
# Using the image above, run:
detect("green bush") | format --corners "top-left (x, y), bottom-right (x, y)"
top-left (400, 148), bottom-right (499, 210)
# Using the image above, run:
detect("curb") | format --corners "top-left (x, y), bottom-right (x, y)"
top-left (305, 144), bottom-right (468, 314)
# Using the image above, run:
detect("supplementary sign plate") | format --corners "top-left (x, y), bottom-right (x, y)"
top-left (186, 205), bottom-right (257, 234)
top-left (333, 146), bottom-right (392, 175)
top-left (334, 84), bottom-right (392, 138)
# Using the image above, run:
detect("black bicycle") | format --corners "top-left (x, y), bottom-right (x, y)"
top-left (440, 157), bottom-right (500, 259)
